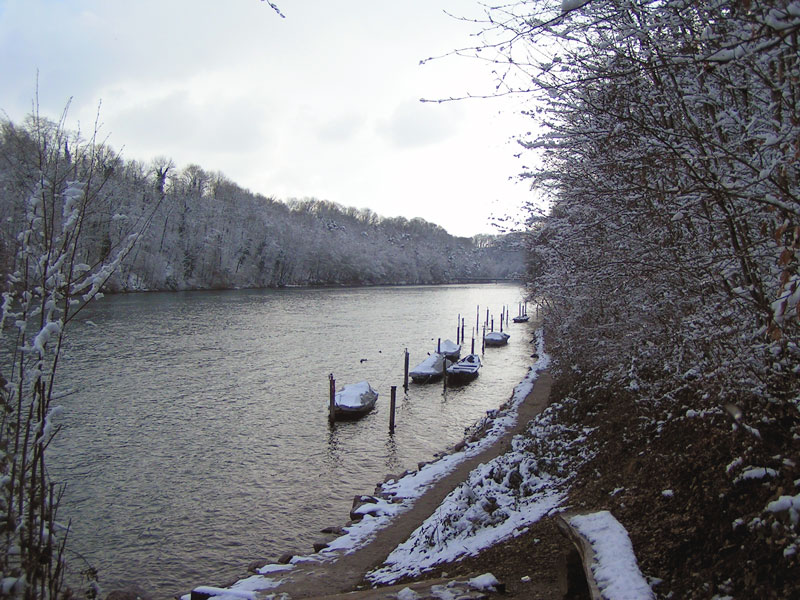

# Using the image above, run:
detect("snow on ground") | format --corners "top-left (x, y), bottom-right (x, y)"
top-left (368, 374), bottom-right (596, 584)
top-left (184, 332), bottom-right (555, 599)
top-left (568, 511), bottom-right (655, 600)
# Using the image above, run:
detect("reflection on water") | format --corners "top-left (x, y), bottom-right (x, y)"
top-left (46, 284), bottom-right (533, 597)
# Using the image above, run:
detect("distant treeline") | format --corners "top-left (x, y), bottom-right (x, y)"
top-left (0, 115), bottom-right (525, 292)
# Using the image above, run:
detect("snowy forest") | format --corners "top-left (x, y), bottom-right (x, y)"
top-left (487, 0), bottom-right (799, 595)
top-left (0, 117), bottom-right (524, 294)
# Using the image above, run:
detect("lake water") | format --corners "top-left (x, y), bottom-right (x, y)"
top-left (47, 284), bottom-right (534, 598)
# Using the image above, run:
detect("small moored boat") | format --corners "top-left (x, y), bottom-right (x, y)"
top-left (439, 339), bottom-right (461, 361)
top-left (513, 303), bottom-right (530, 322)
top-left (446, 353), bottom-right (481, 383)
top-left (409, 352), bottom-right (451, 383)
top-left (484, 331), bottom-right (511, 347)
top-left (333, 381), bottom-right (378, 420)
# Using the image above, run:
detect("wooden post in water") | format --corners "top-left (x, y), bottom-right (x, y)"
top-left (461, 318), bottom-right (465, 344)
top-left (437, 338), bottom-right (441, 353)
top-left (476, 305), bottom-right (480, 334)
top-left (328, 373), bottom-right (336, 423)
top-left (486, 308), bottom-right (489, 327)
top-left (403, 348), bottom-right (409, 391)
top-left (456, 314), bottom-right (461, 344)
top-left (482, 325), bottom-right (486, 354)
top-left (491, 317), bottom-right (494, 332)
top-left (389, 386), bottom-right (397, 433)
top-left (471, 331), bottom-right (475, 354)
top-left (442, 351), bottom-right (447, 391)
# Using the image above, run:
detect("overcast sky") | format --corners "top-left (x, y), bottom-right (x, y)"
top-left (0, 0), bottom-right (536, 237)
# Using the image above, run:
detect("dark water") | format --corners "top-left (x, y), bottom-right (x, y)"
top-left (47, 284), bottom-right (534, 598)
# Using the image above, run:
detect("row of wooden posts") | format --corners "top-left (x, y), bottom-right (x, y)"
top-left (329, 301), bottom-right (535, 431)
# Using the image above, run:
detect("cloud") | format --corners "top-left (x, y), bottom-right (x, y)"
top-left (377, 99), bottom-right (461, 148)
top-left (315, 113), bottom-right (365, 143)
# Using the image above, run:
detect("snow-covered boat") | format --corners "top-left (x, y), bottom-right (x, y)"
top-left (439, 339), bottom-right (461, 361)
top-left (409, 353), bottom-right (451, 383)
top-left (446, 354), bottom-right (481, 383)
top-left (512, 303), bottom-right (529, 322)
top-left (333, 381), bottom-right (378, 420)
top-left (484, 331), bottom-right (511, 346)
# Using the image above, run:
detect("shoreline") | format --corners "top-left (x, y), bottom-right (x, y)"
top-left (98, 279), bottom-right (524, 297)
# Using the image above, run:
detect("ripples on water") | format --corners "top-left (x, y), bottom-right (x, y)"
top-left (45, 284), bottom-right (534, 597)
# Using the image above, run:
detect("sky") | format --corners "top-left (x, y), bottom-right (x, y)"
top-left (0, 0), bottom-right (537, 238)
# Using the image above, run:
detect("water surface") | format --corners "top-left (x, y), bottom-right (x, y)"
top-left (48, 284), bottom-right (534, 597)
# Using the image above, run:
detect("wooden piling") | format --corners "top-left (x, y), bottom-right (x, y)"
top-left (328, 374), bottom-right (336, 423)
top-left (491, 317), bottom-right (494, 332)
top-left (442, 349), bottom-right (448, 391)
top-left (461, 318), bottom-right (465, 344)
top-left (403, 348), bottom-right (409, 391)
top-left (437, 338), bottom-right (441, 353)
top-left (471, 332), bottom-right (475, 354)
top-left (482, 325), bottom-right (486, 354)
top-left (389, 386), bottom-right (397, 433)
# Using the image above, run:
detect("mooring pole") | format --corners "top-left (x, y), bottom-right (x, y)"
top-left (476, 305), bottom-right (479, 334)
top-left (456, 314), bottom-right (461, 345)
top-left (389, 386), bottom-right (397, 433)
top-left (437, 338), bottom-right (441, 353)
top-left (486, 308), bottom-right (489, 327)
top-left (442, 352), bottom-right (448, 391)
top-left (491, 317), bottom-right (494, 332)
top-left (328, 373), bottom-right (336, 423)
top-left (471, 332), bottom-right (475, 354)
top-left (482, 325), bottom-right (486, 354)
top-left (461, 318), bottom-right (465, 344)
top-left (403, 348), bottom-right (409, 391)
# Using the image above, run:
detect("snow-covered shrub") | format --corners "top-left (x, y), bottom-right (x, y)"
top-left (0, 104), bottom-right (142, 599)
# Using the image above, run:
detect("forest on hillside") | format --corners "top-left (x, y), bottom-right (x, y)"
top-left (0, 116), bottom-right (524, 293)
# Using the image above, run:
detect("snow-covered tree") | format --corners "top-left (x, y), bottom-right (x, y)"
top-left (0, 103), bottom-right (144, 599)
top-left (471, 0), bottom-right (799, 592)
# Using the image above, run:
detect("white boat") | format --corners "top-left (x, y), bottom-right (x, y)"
top-left (512, 314), bottom-right (529, 323)
top-left (333, 381), bottom-right (378, 420)
top-left (439, 339), bottom-right (461, 361)
top-left (484, 331), bottom-right (510, 347)
top-left (409, 352), bottom-right (451, 383)
top-left (446, 353), bottom-right (481, 383)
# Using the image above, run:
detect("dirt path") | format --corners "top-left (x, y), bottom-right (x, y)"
top-left (262, 371), bottom-right (554, 599)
